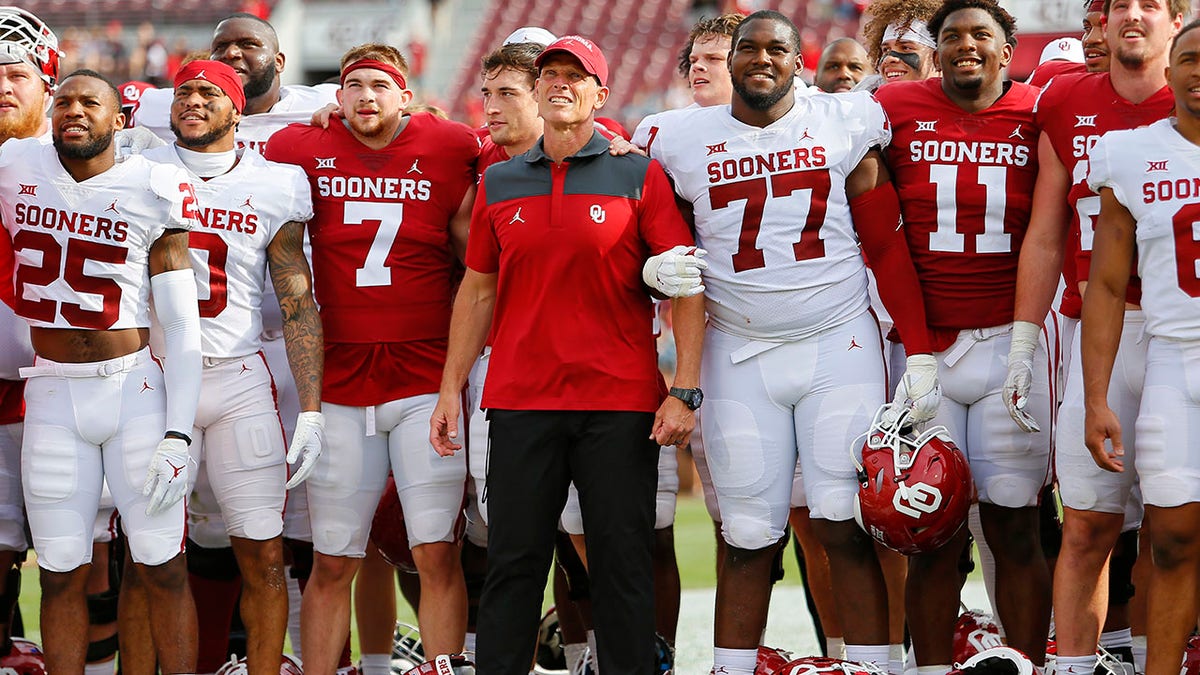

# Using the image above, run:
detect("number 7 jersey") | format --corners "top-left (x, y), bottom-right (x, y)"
top-left (874, 78), bottom-right (1040, 331)
top-left (648, 91), bottom-right (890, 341)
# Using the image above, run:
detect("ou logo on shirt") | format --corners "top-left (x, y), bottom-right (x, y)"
top-left (589, 204), bottom-right (606, 224)
top-left (893, 481), bottom-right (942, 519)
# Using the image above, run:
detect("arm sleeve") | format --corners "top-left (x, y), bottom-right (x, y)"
top-left (151, 269), bottom-right (202, 436)
top-left (852, 182), bottom-right (932, 354)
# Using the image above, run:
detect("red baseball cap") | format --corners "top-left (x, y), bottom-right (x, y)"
top-left (535, 35), bottom-right (608, 86)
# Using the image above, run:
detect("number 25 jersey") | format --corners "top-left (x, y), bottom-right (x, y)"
top-left (0, 138), bottom-right (198, 330)
top-left (648, 91), bottom-right (890, 341)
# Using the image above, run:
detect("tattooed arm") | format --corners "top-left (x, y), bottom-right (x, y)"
top-left (267, 221), bottom-right (323, 412)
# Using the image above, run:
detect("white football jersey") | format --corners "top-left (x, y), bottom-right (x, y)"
top-left (1089, 118), bottom-right (1200, 341)
top-left (133, 83), bottom-right (339, 153)
top-left (649, 91), bottom-right (890, 340)
top-left (0, 138), bottom-right (198, 330)
top-left (141, 145), bottom-right (313, 357)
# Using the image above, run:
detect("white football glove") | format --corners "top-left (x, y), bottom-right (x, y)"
top-left (286, 411), bottom-right (325, 489)
top-left (642, 245), bottom-right (708, 298)
top-left (1003, 320), bottom-right (1042, 433)
top-left (143, 437), bottom-right (192, 516)
top-left (891, 354), bottom-right (942, 425)
top-left (114, 126), bottom-right (165, 160)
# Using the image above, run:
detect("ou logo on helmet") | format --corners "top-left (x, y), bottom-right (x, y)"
top-left (968, 627), bottom-right (1003, 652)
top-left (893, 481), bottom-right (942, 519)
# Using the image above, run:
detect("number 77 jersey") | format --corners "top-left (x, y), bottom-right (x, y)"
top-left (648, 91), bottom-right (890, 341)
top-left (874, 78), bottom-right (1040, 331)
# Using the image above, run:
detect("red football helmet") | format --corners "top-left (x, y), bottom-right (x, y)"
top-left (953, 610), bottom-right (1004, 663)
top-left (403, 654), bottom-right (474, 675)
top-left (770, 657), bottom-right (887, 675)
top-left (0, 7), bottom-right (60, 86)
top-left (949, 647), bottom-right (1035, 675)
top-left (853, 404), bottom-right (974, 555)
top-left (1183, 634), bottom-right (1200, 675)
top-left (756, 645), bottom-right (793, 674)
top-left (370, 476), bottom-right (417, 573)
top-left (0, 638), bottom-right (46, 675)
top-left (213, 654), bottom-right (303, 675)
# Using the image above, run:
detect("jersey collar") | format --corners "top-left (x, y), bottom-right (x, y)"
top-left (524, 130), bottom-right (609, 164)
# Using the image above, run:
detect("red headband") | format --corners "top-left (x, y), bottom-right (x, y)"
top-left (174, 59), bottom-right (245, 113)
top-left (1087, 0), bottom-right (1104, 12)
top-left (340, 59), bottom-right (408, 90)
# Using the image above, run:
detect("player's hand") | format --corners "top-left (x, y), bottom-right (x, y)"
top-left (651, 395), bottom-right (695, 448)
top-left (1084, 402), bottom-right (1124, 472)
top-left (310, 103), bottom-right (341, 128)
top-left (143, 437), bottom-right (191, 516)
top-left (892, 354), bottom-right (941, 424)
top-left (286, 411), bottom-right (325, 489)
top-left (114, 126), bottom-right (165, 160)
top-left (642, 246), bottom-right (708, 298)
top-left (430, 394), bottom-right (463, 457)
top-left (608, 136), bottom-right (647, 157)
top-left (1003, 320), bottom-right (1042, 432)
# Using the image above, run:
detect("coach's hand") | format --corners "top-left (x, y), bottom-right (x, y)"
top-left (652, 396), bottom-right (694, 448)
top-left (144, 436), bottom-right (191, 516)
top-left (608, 136), bottom-right (647, 157)
top-left (1003, 320), bottom-right (1042, 432)
top-left (430, 394), bottom-right (463, 457)
top-left (286, 411), bottom-right (325, 489)
top-left (893, 354), bottom-right (941, 424)
top-left (643, 246), bottom-right (708, 298)
top-left (310, 103), bottom-right (341, 128)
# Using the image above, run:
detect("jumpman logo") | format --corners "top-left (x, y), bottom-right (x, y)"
top-left (241, 195), bottom-right (255, 210)
top-left (848, 336), bottom-right (863, 350)
top-left (105, 199), bottom-right (119, 214)
top-left (510, 207), bottom-right (525, 224)
top-left (166, 460), bottom-right (185, 480)
top-left (408, 159), bottom-right (423, 175)
top-left (799, 128), bottom-right (814, 141)
top-left (139, 378), bottom-right (155, 392)
top-left (239, 361), bottom-right (252, 374)
top-left (1008, 124), bottom-right (1025, 140)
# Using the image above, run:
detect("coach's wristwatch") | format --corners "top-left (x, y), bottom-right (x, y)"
top-left (669, 387), bottom-right (704, 411)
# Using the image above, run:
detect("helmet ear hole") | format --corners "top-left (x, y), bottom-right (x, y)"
top-left (853, 405), bottom-right (974, 555)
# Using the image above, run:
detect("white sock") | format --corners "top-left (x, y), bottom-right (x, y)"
top-left (845, 644), bottom-right (890, 668)
top-left (586, 629), bottom-right (599, 672)
top-left (84, 660), bottom-right (115, 675)
top-left (826, 636), bottom-right (845, 659)
top-left (1056, 655), bottom-right (1097, 674)
top-left (564, 643), bottom-right (587, 675)
top-left (712, 647), bottom-right (757, 675)
top-left (915, 666), bottom-right (950, 675)
top-left (1099, 628), bottom-right (1133, 650)
top-left (905, 646), bottom-right (917, 675)
top-left (463, 631), bottom-right (477, 655)
top-left (1131, 635), bottom-right (1147, 672)
top-left (286, 566), bottom-right (303, 660)
top-left (888, 643), bottom-right (905, 675)
top-left (359, 653), bottom-right (391, 675)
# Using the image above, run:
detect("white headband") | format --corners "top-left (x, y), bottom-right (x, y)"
top-left (882, 20), bottom-right (937, 50)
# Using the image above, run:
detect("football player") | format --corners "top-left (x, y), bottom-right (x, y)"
top-left (645, 11), bottom-right (936, 671)
top-left (1007, 0), bottom-right (1186, 673)
top-left (265, 43), bottom-right (478, 673)
top-left (860, 0), bottom-right (942, 85)
top-left (127, 61), bottom-right (321, 675)
top-left (874, 0), bottom-right (1052, 668)
top-left (1082, 18), bottom-right (1200, 672)
top-left (0, 69), bottom-right (202, 674)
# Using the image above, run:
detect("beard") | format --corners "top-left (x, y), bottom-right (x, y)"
top-left (0, 107), bottom-right (45, 142)
top-left (733, 76), bottom-right (792, 111)
top-left (241, 63), bottom-right (275, 101)
top-left (53, 129), bottom-right (114, 160)
top-left (170, 108), bottom-right (239, 148)
top-left (1115, 45), bottom-right (1148, 70)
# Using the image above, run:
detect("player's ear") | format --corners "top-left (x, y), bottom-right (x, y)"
top-left (275, 50), bottom-right (286, 75)
top-left (999, 40), bottom-right (1014, 68)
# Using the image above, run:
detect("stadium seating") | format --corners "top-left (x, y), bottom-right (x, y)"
top-left (15, 0), bottom-right (275, 28)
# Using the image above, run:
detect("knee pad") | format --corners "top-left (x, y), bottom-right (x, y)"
top-left (1109, 528), bottom-right (1139, 606)
top-left (554, 531), bottom-right (590, 601)
top-left (185, 540), bottom-right (241, 582)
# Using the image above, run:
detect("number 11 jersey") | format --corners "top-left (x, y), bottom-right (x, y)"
top-left (875, 78), bottom-right (1040, 332)
top-left (648, 91), bottom-right (890, 341)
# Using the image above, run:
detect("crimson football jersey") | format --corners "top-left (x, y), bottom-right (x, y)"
top-left (876, 78), bottom-right (1040, 332)
top-left (265, 113), bottom-right (479, 404)
top-left (477, 136), bottom-right (512, 178)
top-left (1035, 72), bottom-right (1170, 317)
top-left (1026, 59), bottom-right (1085, 89)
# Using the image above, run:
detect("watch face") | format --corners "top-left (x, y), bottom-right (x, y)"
top-left (692, 389), bottom-right (703, 409)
